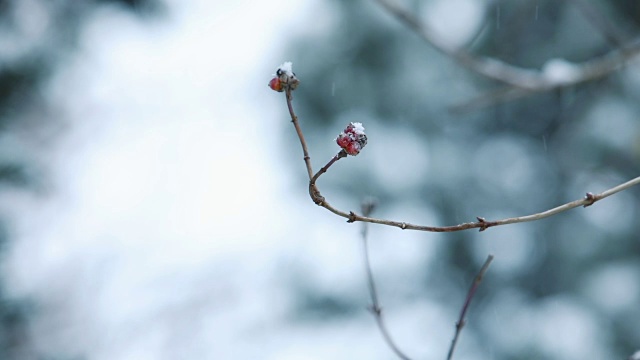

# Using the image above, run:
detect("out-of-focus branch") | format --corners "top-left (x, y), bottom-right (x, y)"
top-left (448, 86), bottom-right (533, 114)
top-left (375, 0), bottom-right (640, 91)
top-left (359, 198), bottom-right (412, 360)
top-left (447, 255), bottom-right (494, 360)
top-left (567, 0), bottom-right (629, 51)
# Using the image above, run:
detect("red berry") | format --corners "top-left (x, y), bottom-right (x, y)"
top-left (268, 77), bottom-right (283, 92)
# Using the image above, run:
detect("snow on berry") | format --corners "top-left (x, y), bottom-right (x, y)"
top-left (336, 122), bottom-right (367, 156)
top-left (277, 62), bottom-right (294, 77)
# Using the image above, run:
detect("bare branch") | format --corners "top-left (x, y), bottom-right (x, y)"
top-left (447, 255), bottom-right (494, 360)
top-left (311, 150), bottom-right (347, 185)
top-left (359, 199), bottom-right (412, 360)
top-left (449, 86), bottom-right (534, 114)
top-left (282, 87), bottom-right (640, 233)
top-left (374, 0), bottom-right (640, 91)
top-left (285, 88), bottom-right (315, 181)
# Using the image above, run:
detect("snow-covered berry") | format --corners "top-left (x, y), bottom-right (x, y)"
top-left (268, 61), bottom-right (299, 92)
top-left (336, 122), bottom-right (367, 156)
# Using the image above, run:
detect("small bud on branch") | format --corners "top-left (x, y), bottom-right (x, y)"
top-left (268, 61), bottom-right (299, 92)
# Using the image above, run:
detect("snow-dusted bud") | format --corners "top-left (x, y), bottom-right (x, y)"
top-left (268, 61), bottom-right (299, 92)
top-left (336, 122), bottom-right (367, 156)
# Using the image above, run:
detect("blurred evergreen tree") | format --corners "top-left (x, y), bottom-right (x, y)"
top-left (286, 0), bottom-right (640, 358)
top-left (0, 0), bottom-right (160, 358)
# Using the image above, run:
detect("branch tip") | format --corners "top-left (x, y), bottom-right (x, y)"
top-left (336, 124), bottom-right (368, 156)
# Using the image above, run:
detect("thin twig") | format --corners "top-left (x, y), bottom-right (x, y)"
top-left (374, 0), bottom-right (640, 91)
top-left (360, 199), bottom-right (412, 360)
top-left (285, 88), bottom-right (314, 181)
top-left (283, 88), bottom-right (640, 232)
top-left (447, 255), bottom-right (494, 360)
top-left (311, 150), bottom-right (347, 184)
top-left (308, 150), bottom-right (348, 205)
top-left (284, 88), bottom-right (344, 205)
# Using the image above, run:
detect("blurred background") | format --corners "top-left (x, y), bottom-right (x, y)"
top-left (0, 0), bottom-right (639, 359)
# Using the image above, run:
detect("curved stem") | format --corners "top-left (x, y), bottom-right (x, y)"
top-left (283, 85), bottom-right (640, 232)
